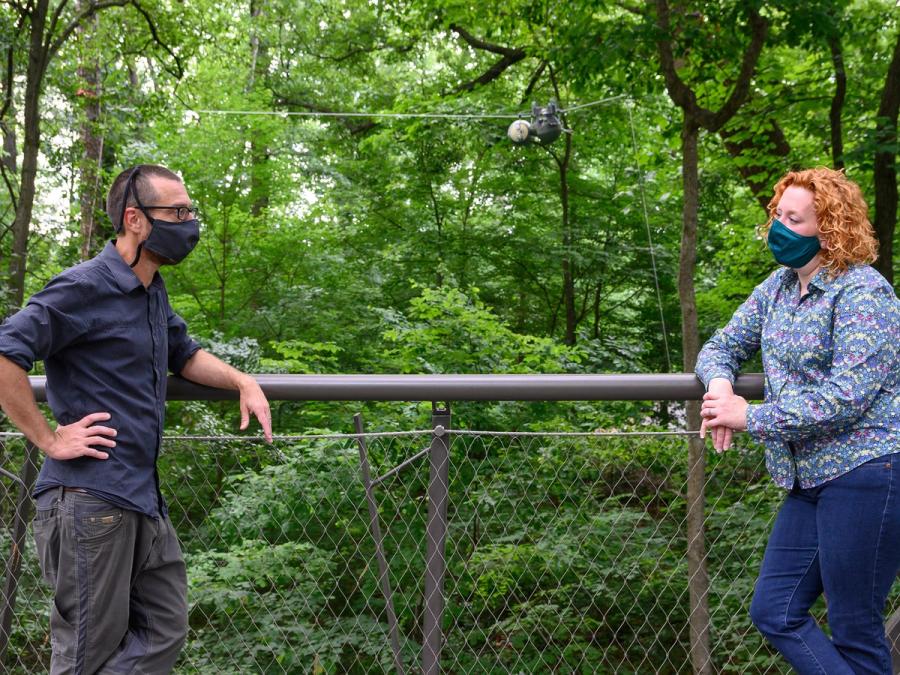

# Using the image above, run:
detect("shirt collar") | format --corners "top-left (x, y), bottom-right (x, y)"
top-left (99, 240), bottom-right (160, 293)
top-left (782, 265), bottom-right (834, 294)
top-left (808, 267), bottom-right (833, 292)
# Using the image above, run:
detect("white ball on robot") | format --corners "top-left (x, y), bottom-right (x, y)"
top-left (507, 120), bottom-right (531, 144)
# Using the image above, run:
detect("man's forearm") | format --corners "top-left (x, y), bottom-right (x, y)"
top-left (0, 355), bottom-right (55, 452)
top-left (177, 349), bottom-right (272, 441)
top-left (179, 349), bottom-right (255, 391)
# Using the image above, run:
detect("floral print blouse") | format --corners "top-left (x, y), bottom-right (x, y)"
top-left (696, 264), bottom-right (900, 488)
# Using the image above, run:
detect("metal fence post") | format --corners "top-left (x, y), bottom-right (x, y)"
top-left (0, 441), bottom-right (39, 665)
top-left (421, 403), bottom-right (451, 675)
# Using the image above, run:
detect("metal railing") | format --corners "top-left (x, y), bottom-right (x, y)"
top-left (1, 374), bottom-right (898, 674)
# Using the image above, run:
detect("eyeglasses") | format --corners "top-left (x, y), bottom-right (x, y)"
top-left (139, 205), bottom-right (199, 222)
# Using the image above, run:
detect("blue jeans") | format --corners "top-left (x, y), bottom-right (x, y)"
top-left (750, 453), bottom-right (900, 674)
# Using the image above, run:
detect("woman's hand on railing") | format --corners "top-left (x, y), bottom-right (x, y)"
top-left (700, 378), bottom-right (746, 453)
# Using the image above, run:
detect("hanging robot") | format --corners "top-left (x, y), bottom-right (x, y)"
top-left (507, 100), bottom-right (571, 146)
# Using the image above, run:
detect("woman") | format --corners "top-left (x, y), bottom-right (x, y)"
top-left (695, 167), bottom-right (900, 674)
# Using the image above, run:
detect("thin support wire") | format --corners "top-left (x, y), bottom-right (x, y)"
top-left (562, 93), bottom-right (629, 113)
top-left (627, 100), bottom-right (672, 372)
top-left (354, 414), bottom-right (406, 674)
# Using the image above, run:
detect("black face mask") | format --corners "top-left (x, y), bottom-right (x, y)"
top-left (117, 167), bottom-right (201, 267)
top-left (134, 213), bottom-right (200, 266)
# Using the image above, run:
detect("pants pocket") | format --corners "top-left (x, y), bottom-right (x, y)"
top-left (32, 501), bottom-right (60, 584)
top-left (74, 495), bottom-right (125, 544)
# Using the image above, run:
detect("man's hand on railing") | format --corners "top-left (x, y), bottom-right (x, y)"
top-left (238, 376), bottom-right (272, 443)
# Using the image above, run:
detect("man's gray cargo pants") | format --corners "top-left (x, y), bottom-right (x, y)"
top-left (33, 487), bottom-right (188, 674)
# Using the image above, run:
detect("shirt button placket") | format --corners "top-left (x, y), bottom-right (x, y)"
top-left (148, 291), bottom-right (164, 513)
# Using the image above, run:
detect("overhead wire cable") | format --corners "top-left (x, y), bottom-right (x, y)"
top-left (151, 93), bottom-right (628, 121)
top-left (189, 108), bottom-right (523, 120)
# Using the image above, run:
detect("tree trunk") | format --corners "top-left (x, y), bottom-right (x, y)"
top-left (77, 7), bottom-right (103, 262)
top-left (7, 0), bottom-right (48, 317)
top-left (681, 119), bottom-right (711, 675)
top-left (873, 30), bottom-right (900, 284)
top-left (654, 3), bottom-right (767, 669)
top-left (1, 111), bottom-right (16, 279)
top-left (219, 209), bottom-right (229, 324)
top-left (248, 0), bottom-right (270, 217)
top-left (829, 34), bottom-right (846, 170)
top-left (558, 131), bottom-right (576, 346)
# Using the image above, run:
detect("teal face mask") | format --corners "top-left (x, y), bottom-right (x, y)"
top-left (767, 219), bottom-right (821, 268)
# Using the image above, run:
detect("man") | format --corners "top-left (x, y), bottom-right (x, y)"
top-left (0, 164), bottom-right (272, 674)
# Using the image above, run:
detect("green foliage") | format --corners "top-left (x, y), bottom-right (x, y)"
top-left (4, 0), bottom-right (900, 670)
top-left (379, 285), bottom-right (584, 374)
top-left (262, 340), bottom-right (343, 374)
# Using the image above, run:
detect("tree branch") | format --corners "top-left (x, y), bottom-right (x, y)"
top-left (0, 1), bottom-right (30, 15)
top-left (449, 23), bottom-right (522, 57)
top-left (49, 0), bottom-right (183, 81)
top-left (507, 255), bottom-right (555, 314)
top-left (48, 0), bottom-right (130, 60)
top-left (447, 24), bottom-right (527, 94)
top-left (1, 46), bottom-right (13, 121)
top-left (306, 40), bottom-right (414, 63)
top-left (877, 26), bottom-right (900, 123)
top-left (124, 0), bottom-right (184, 78)
top-left (654, 0), bottom-right (702, 118)
top-left (45, 0), bottom-right (71, 55)
top-left (709, 8), bottom-right (768, 131)
top-left (0, 211), bottom-right (16, 240)
top-left (719, 117), bottom-right (789, 212)
top-left (520, 60), bottom-right (547, 104)
top-left (828, 33), bottom-right (846, 168)
top-left (1, 10), bottom-right (27, 121)
top-left (615, 0), bottom-right (643, 15)
top-left (0, 160), bottom-right (18, 211)
top-left (654, 0), bottom-right (768, 132)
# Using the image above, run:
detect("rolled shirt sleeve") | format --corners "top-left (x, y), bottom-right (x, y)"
top-left (0, 274), bottom-right (90, 372)
top-left (166, 303), bottom-right (201, 375)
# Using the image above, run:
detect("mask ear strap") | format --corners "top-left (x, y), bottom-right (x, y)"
top-left (117, 167), bottom-right (142, 233)
top-left (118, 166), bottom-right (148, 267)
top-left (130, 242), bottom-right (144, 268)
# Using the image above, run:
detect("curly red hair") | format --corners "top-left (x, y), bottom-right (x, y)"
top-left (761, 167), bottom-right (878, 276)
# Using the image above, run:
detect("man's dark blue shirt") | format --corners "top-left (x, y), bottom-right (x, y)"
top-left (0, 241), bottom-right (200, 516)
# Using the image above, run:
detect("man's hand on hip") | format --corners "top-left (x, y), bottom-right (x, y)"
top-left (46, 412), bottom-right (116, 460)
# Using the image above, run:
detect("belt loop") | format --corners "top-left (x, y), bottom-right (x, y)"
top-left (57, 485), bottom-right (65, 501)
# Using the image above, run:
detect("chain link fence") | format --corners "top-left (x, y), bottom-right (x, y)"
top-left (1, 426), bottom-right (898, 673)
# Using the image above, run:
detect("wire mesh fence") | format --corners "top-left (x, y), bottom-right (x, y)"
top-left (1, 427), bottom-right (898, 673)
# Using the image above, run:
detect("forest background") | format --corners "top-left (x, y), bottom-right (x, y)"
top-left (0, 0), bottom-right (899, 672)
